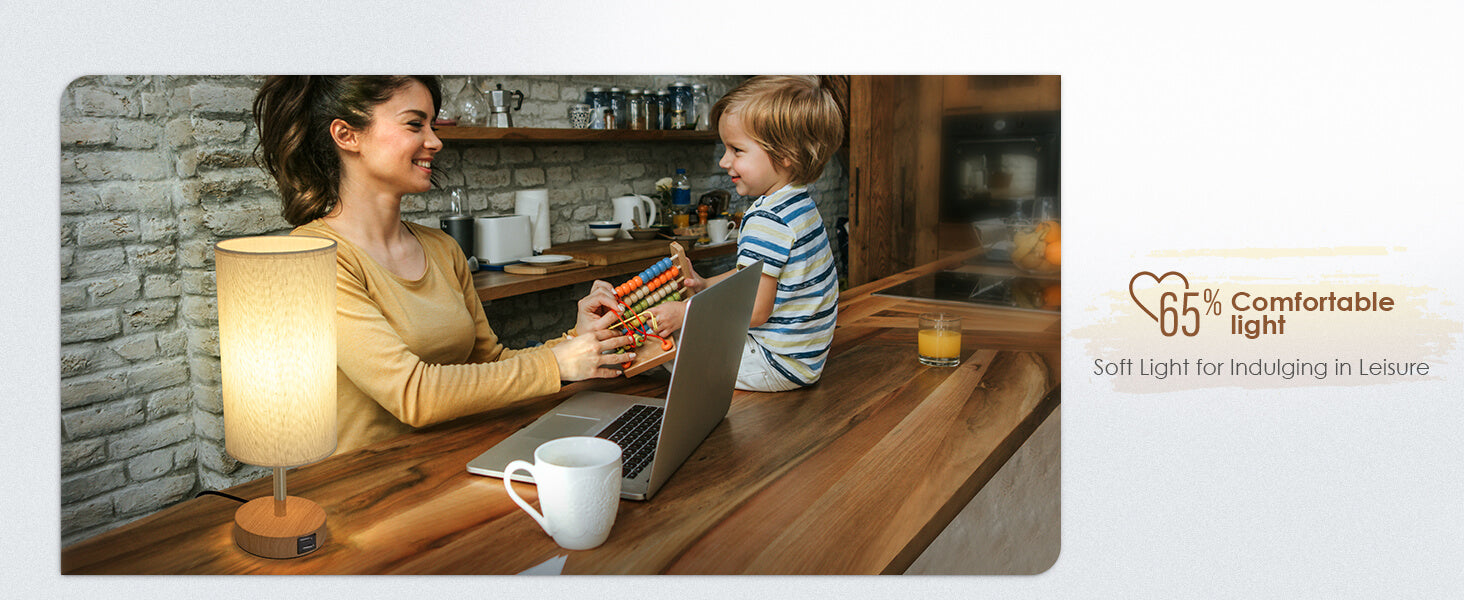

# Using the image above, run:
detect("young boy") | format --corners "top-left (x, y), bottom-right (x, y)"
top-left (650, 76), bottom-right (843, 392)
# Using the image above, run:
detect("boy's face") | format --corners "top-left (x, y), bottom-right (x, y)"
top-left (717, 112), bottom-right (792, 198)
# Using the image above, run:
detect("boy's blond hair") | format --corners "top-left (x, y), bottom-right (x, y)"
top-left (710, 76), bottom-right (845, 186)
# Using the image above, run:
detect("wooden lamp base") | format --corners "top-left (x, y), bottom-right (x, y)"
top-left (233, 495), bottom-right (327, 559)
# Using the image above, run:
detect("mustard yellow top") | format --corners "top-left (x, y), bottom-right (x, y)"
top-left (293, 219), bottom-right (565, 454)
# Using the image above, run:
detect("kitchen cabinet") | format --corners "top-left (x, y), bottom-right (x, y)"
top-left (846, 76), bottom-right (944, 287)
top-left (846, 76), bottom-right (1060, 287)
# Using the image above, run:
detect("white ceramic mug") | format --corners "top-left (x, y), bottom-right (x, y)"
top-left (502, 436), bottom-right (622, 550)
top-left (707, 218), bottom-right (738, 243)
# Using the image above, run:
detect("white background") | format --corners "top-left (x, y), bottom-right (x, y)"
top-left (5, 0), bottom-right (1462, 597)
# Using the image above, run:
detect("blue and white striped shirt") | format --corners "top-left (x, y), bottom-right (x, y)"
top-left (735, 184), bottom-right (839, 387)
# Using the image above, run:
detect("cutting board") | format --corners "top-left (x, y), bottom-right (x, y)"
top-left (501, 259), bottom-right (589, 275)
top-left (546, 239), bottom-right (675, 266)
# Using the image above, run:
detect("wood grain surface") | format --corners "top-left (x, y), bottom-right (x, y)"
top-left (61, 258), bottom-right (1059, 575)
top-left (501, 259), bottom-right (589, 275)
top-left (472, 242), bottom-right (733, 302)
top-left (545, 239), bottom-right (673, 266)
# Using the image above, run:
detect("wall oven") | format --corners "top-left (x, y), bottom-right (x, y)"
top-left (941, 111), bottom-right (1060, 223)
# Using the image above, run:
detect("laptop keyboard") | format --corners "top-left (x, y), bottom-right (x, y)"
top-left (594, 404), bottom-right (663, 480)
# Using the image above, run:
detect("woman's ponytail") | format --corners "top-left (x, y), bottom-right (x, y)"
top-left (253, 76), bottom-right (340, 226)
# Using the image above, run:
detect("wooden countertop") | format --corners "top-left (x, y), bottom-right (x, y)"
top-left (61, 249), bottom-right (1060, 575)
top-left (473, 240), bottom-right (736, 301)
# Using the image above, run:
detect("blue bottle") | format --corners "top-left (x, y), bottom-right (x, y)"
top-left (672, 168), bottom-right (692, 208)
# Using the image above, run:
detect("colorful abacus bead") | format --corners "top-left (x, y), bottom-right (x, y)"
top-left (615, 256), bottom-right (685, 314)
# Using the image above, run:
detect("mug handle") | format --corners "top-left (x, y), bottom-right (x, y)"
top-left (502, 460), bottom-right (552, 536)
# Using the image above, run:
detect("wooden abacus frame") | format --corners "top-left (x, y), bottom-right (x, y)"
top-left (615, 242), bottom-right (697, 378)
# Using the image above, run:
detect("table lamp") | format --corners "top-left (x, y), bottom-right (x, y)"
top-left (214, 236), bottom-right (337, 559)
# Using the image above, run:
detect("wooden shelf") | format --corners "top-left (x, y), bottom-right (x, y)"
top-left (436, 126), bottom-right (720, 143)
top-left (473, 241), bottom-right (736, 301)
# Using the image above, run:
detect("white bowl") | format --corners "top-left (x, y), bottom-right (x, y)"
top-left (588, 221), bottom-right (621, 242)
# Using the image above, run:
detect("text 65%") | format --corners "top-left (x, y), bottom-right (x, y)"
top-left (1159, 288), bottom-right (1223, 337)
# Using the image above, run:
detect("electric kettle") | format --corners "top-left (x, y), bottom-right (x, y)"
top-left (611, 194), bottom-right (657, 239)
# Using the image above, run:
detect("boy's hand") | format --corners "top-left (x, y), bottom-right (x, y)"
top-left (575, 280), bottom-right (621, 334)
top-left (679, 262), bottom-right (706, 293)
top-left (647, 300), bottom-right (687, 337)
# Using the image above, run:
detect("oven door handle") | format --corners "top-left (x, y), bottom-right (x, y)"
top-left (957, 136), bottom-right (1042, 145)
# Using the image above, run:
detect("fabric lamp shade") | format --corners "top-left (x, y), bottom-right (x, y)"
top-left (215, 236), bottom-right (338, 468)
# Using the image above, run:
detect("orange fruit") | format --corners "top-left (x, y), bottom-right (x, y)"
top-left (1040, 221), bottom-right (1061, 243)
top-left (1046, 240), bottom-right (1061, 265)
top-left (1043, 285), bottom-right (1061, 307)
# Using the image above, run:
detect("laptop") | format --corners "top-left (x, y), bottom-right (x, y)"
top-left (467, 261), bottom-right (762, 500)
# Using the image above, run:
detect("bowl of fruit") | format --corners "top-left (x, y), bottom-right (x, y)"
top-left (1010, 220), bottom-right (1061, 274)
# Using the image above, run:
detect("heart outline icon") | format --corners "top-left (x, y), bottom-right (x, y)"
top-left (1129, 271), bottom-right (1190, 322)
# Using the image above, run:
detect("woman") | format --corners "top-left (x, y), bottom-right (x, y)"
top-left (252, 76), bottom-right (633, 454)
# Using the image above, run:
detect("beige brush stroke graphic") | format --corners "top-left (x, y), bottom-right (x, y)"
top-left (1144, 246), bottom-right (1403, 259)
top-left (1073, 251), bottom-right (1459, 393)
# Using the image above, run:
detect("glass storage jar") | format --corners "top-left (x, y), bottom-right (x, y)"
top-left (668, 83), bottom-right (693, 130)
top-left (691, 83), bottom-right (710, 130)
top-left (627, 89), bottom-right (646, 130)
top-left (655, 90), bottom-right (671, 130)
top-left (586, 86), bottom-right (609, 130)
top-left (608, 87), bottom-right (627, 130)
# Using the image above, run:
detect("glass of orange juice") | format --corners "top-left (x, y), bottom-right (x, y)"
top-left (918, 313), bottom-right (962, 367)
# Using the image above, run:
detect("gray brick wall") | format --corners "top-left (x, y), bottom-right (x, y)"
top-left (61, 75), bottom-right (204, 545)
top-left (58, 75), bottom-right (848, 545)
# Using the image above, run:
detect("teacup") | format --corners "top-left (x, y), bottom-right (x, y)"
top-left (707, 218), bottom-right (738, 243)
top-left (502, 436), bottom-right (622, 550)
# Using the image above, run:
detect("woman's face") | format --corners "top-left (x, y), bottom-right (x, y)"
top-left (353, 80), bottom-right (442, 196)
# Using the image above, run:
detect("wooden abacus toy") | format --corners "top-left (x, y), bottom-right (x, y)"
top-left (611, 242), bottom-right (696, 377)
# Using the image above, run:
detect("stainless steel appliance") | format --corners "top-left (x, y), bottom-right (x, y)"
top-left (873, 270), bottom-right (1059, 314)
top-left (486, 83), bottom-right (525, 128)
top-left (942, 111), bottom-right (1060, 223)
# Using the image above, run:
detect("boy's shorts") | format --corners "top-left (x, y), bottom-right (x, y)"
top-left (736, 335), bottom-right (804, 392)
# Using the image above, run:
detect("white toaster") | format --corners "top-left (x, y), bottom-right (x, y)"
top-left (473, 215), bottom-right (534, 265)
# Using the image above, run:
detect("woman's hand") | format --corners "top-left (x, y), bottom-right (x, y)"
top-left (575, 280), bottom-right (622, 335)
top-left (551, 310), bottom-right (637, 381)
top-left (647, 300), bottom-right (687, 337)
